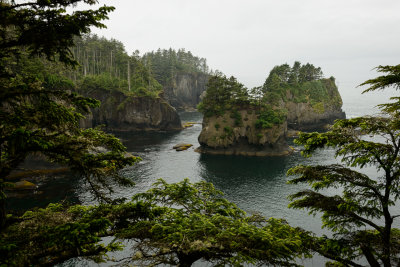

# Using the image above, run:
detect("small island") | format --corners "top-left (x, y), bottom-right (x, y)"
top-left (196, 62), bottom-right (346, 156)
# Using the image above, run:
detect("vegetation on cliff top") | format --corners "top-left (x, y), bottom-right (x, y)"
top-left (198, 62), bottom-right (343, 132)
top-left (143, 48), bottom-right (211, 87)
top-left (197, 74), bottom-right (286, 129)
top-left (68, 35), bottom-right (163, 98)
top-left (263, 61), bottom-right (343, 109)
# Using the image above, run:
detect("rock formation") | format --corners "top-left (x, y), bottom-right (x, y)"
top-left (79, 88), bottom-right (182, 131)
top-left (196, 63), bottom-right (346, 156)
top-left (196, 110), bottom-right (292, 156)
top-left (163, 73), bottom-right (209, 111)
top-left (283, 78), bottom-right (346, 131)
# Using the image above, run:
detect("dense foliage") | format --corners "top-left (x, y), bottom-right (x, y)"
top-left (263, 62), bottom-right (342, 110)
top-left (1, 179), bottom-right (313, 266)
top-left (0, 0), bottom-right (139, 231)
top-left (263, 61), bottom-right (323, 89)
top-left (68, 34), bottom-right (163, 97)
top-left (0, 203), bottom-right (122, 266)
top-left (142, 48), bottom-right (210, 86)
top-left (112, 179), bottom-right (311, 266)
top-left (198, 74), bottom-right (286, 130)
top-left (197, 74), bottom-right (249, 116)
top-left (288, 64), bottom-right (400, 266)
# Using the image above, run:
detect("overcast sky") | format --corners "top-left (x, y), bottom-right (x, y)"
top-left (90, 0), bottom-right (399, 101)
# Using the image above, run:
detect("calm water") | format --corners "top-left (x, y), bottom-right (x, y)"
top-left (14, 86), bottom-right (400, 266)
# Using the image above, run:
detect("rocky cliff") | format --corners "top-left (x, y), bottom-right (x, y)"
top-left (163, 73), bottom-right (209, 111)
top-left (285, 101), bottom-right (346, 131)
top-left (196, 110), bottom-right (292, 156)
top-left (196, 68), bottom-right (346, 157)
top-left (79, 89), bottom-right (182, 131)
top-left (283, 78), bottom-right (346, 130)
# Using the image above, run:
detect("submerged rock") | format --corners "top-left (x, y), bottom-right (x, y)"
top-left (173, 143), bottom-right (193, 151)
top-left (183, 122), bottom-right (195, 128)
top-left (12, 180), bottom-right (37, 190)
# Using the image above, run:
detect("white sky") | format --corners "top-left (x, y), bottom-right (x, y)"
top-left (89, 0), bottom-right (400, 99)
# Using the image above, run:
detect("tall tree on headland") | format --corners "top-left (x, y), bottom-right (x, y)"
top-left (0, 0), bottom-right (138, 230)
top-left (288, 64), bottom-right (400, 266)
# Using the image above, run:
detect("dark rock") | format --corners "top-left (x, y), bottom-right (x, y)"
top-left (163, 73), bottom-right (209, 111)
top-left (79, 88), bottom-right (182, 131)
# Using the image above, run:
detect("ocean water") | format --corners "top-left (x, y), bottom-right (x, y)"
top-left (64, 86), bottom-right (398, 266)
top-left (12, 85), bottom-right (399, 266)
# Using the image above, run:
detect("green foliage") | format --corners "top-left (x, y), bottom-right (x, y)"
top-left (1, 179), bottom-right (313, 266)
top-left (263, 61), bottom-right (323, 90)
top-left (198, 74), bottom-right (288, 133)
top-left (255, 106), bottom-right (286, 129)
top-left (287, 65), bottom-right (400, 266)
top-left (110, 179), bottom-right (311, 266)
top-left (312, 102), bottom-right (325, 114)
top-left (214, 123), bottom-right (220, 130)
top-left (230, 109), bottom-right (243, 126)
top-left (69, 35), bottom-right (163, 98)
top-left (360, 64), bottom-right (400, 115)
top-left (0, 0), bottom-right (139, 232)
top-left (262, 62), bottom-right (342, 109)
top-left (360, 65), bottom-right (400, 93)
top-left (142, 48), bottom-right (210, 86)
top-left (198, 74), bottom-right (250, 117)
top-left (223, 126), bottom-right (234, 136)
top-left (0, 203), bottom-right (122, 266)
top-left (0, 0), bottom-right (114, 67)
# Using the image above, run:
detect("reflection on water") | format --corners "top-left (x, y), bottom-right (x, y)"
top-left (13, 110), bottom-right (385, 266)
top-left (76, 112), bottom-right (336, 238)
top-left (73, 111), bottom-right (337, 265)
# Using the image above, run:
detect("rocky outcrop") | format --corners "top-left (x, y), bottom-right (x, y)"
top-left (163, 73), bottom-right (209, 111)
top-left (196, 110), bottom-right (292, 156)
top-left (285, 101), bottom-right (345, 131)
top-left (284, 78), bottom-right (346, 131)
top-left (79, 89), bottom-right (182, 131)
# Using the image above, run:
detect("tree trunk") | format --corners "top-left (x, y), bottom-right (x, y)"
top-left (360, 245), bottom-right (381, 267)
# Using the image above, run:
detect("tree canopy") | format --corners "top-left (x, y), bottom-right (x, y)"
top-left (142, 48), bottom-right (210, 87)
top-left (262, 62), bottom-right (342, 111)
top-left (68, 34), bottom-right (163, 97)
top-left (0, 0), bottom-right (139, 230)
top-left (288, 64), bottom-right (400, 266)
top-left (1, 179), bottom-right (313, 266)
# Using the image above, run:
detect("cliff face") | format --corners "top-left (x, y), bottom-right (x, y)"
top-left (282, 78), bottom-right (346, 130)
top-left (285, 101), bottom-right (346, 130)
top-left (79, 89), bottom-right (182, 131)
top-left (163, 73), bottom-right (209, 111)
top-left (196, 110), bottom-right (292, 156)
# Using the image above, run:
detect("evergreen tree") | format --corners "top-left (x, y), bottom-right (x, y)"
top-left (0, 0), bottom-right (138, 230)
top-left (142, 48), bottom-right (210, 86)
top-left (288, 64), bottom-right (400, 266)
top-left (108, 179), bottom-right (312, 266)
